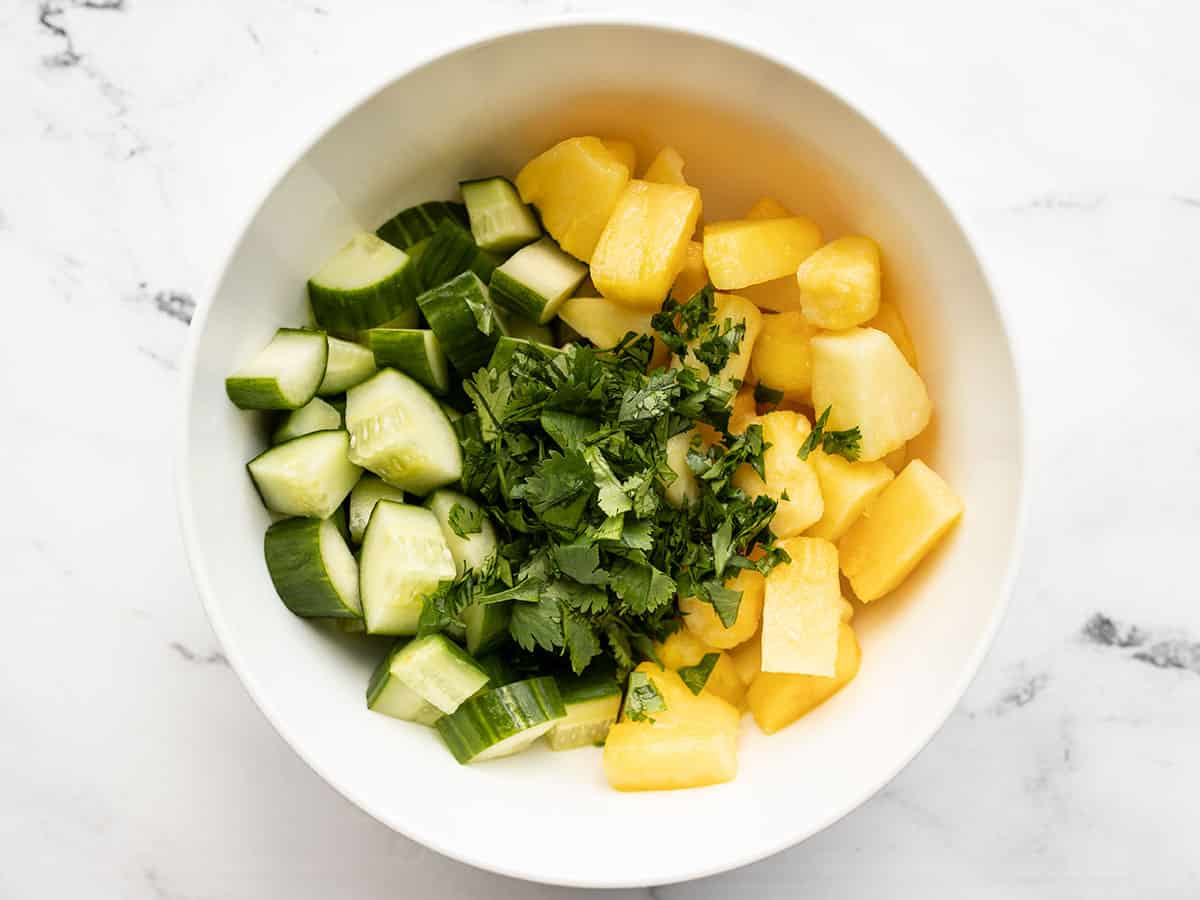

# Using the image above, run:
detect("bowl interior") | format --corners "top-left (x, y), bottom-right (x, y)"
top-left (180, 24), bottom-right (1023, 888)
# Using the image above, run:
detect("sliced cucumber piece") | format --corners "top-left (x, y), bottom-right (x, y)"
top-left (359, 500), bottom-right (455, 635)
top-left (263, 515), bottom-right (361, 618)
top-left (272, 396), bottom-right (341, 444)
top-left (247, 430), bottom-right (361, 519)
top-left (416, 220), bottom-right (480, 288)
top-left (318, 336), bottom-right (377, 395)
top-left (495, 308), bottom-right (556, 346)
top-left (436, 677), bottom-right (566, 763)
top-left (389, 633), bottom-right (489, 714)
top-left (489, 237), bottom-right (588, 325)
top-left (365, 327), bottom-right (450, 395)
top-left (546, 667), bottom-right (622, 750)
top-left (416, 272), bottom-right (502, 376)
top-left (366, 640), bottom-right (444, 725)
top-left (438, 401), bottom-right (464, 422)
top-left (473, 651), bottom-right (519, 687)
top-left (347, 475), bottom-right (405, 543)
top-left (307, 233), bottom-right (418, 337)
top-left (345, 369), bottom-right (462, 494)
top-left (376, 201), bottom-right (468, 251)
top-left (461, 177), bottom-right (542, 254)
top-left (425, 490), bottom-right (497, 574)
top-left (225, 328), bottom-right (328, 410)
top-left (460, 602), bottom-right (511, 656)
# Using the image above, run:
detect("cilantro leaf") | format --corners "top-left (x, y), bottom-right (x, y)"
top-left (712, 519), bottom-right (733, 579)
top-left (447, 502), bottom-right (483, 538)
top-left (678, 653), bottom-right (720, 695)
top-left (513, 450), bottom-right (594, 531)
top-left (754, 383), bottom-right (784, 407)
top-left (704, 579), bottom-right (743, 629)
top-left (610, 557), bottom-right (676, 614)
top-left (624, 670), bottom-right (667, 722)
top-left (618, 372), bottom-right (679, 427)
top-left (509, 594), bottom-right (563, 653)
top-left (584, 447), bottom-right (633, 516)
top-left (553, 542), bottom-right (608, 585)
top-left (798, 406), bottom-right (863, 462)
top-left (562, 610), bottom-right (602, 674)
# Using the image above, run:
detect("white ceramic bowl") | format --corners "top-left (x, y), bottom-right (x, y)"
top-left (178, 22), bottom-right (1025, 888)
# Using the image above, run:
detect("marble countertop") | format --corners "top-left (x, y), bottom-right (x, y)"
top-left (5, 1), bottom-right (1199, 897)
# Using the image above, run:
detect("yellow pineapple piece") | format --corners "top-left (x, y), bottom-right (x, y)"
top-left (654, 630), bottom-right (745, 708)
top-left (591, 180), bottom-right (702, 309)
top-left (703, 217), bottom-right (823, 290)
top-left (680, 568), bottom-right (765, 649)
top-left (732, 411), bottom-right (823, 537)
top-left (672, 241), bottom-right (707, 301)
top-left (730, 629), bottom-right (762, 685)
top-left (747, 622), bottom-right (860, 734)
top-left (599, 139), bottom-right (637, 174)
top-left (839, 459), bottom-right (963, 602)
top-left (795, 236), bottom-right (882, 329)
top-left (760, 536), bottom-right (842, 676)
top-left (745, 196), bottom-right (792, 220)
top-left (603, 664), bottom-right (740, 791)
top-left (805, 449), bottom-right (895, 542)
top-left (729, 386), bottom-right (757, 435)
top-left (866, 300), bottom-right (918, 369)
top-left (810, 327), bottom-right (931, 461)
top-left (840, 595), bottom-right (855, 621)
top-left (882, 443), bottom-right (908, 472)
top-left (557, 294), bottom-right (653, 349)
top-left (664, 431), bottom-right (699, 508)
top-left (644, 146), bottom-right (687, 185)
top-left (516, 136), bottom-right (630, 262)
top-left (747, 312), bottom-right (817, 401)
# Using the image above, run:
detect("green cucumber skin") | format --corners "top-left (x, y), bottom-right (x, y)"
top-left (555, 665), bottom-right (622, 705)
top-left (460, 177), bottom-right (542, 255)
top-left (366, 641), bottom-right (444, 725)
top-left (417, 220), bottom-right (484, 289)
top-left (263, 517), bottom-right (360, 618)
top-left (462, 602), bottom-right (511, 656)
top-left (308, 266), bottom-right (418, 339)
top-left (366, 328), bottom-right (449, 395)
top-left (393, 634), bottom-right (490, 714)
top-left (225, 329), bottom-right (328, 411)
top-left (488, 269), bottom-right (558, 325)
top-left (318, 337), bottom-right (377, 395)
top-left (436, 677), bottom-right (566, 764)
top-left (416, 272), bottom-right (501, 376)
top-left (376, 201), bottom-right (468, 251)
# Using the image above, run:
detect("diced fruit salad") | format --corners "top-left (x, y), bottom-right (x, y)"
top-left (225, 135), bottom-right (964, 792)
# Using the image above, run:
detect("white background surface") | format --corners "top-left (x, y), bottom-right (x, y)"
top-left (3, 1), bottom-right (1198, 897)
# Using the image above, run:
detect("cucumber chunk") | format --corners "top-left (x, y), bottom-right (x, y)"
top-left (460, 177), bottom-right (542, 254)
top-left (473, 652), bottom-right (519, 687)
top-left (264, 515), bottom-right (361, 618)
top-left (307, 233), bottom-right (418, 337)
top-left (225, 328), bottom-right (328, 410)
top-left (489, 237), bottom-right (588, 325)
top-left (272, 396), bottom-right (341, 444)
top-left (347, 474), bottom-right (405, 543)
top-left (546, 667), bottom-right (622, 750)
top-left (318, 336), bottom-right (377, 395)
top-left (460, 602), bottom-right (511, 656)
top-left (416, 272), bottom-right (502, 376)
top-left (345, 369), bottom-right (462, 494)
top-left (377, 201), bottom-right (468, 251)
top-left (359, 500), bottom-right (455, 635)
top-left (389, 633), bottom-right (490, 714)
top-left (417, 219), bottom-right (499, 289)
top-left (247, 430), bottom-right (362, 519)
top-left (437, 677), bottom-right (566, 763)
top-left (366, 640), bottom-right (444, 725)
top-left (365, 327), bottom-right (450, 395)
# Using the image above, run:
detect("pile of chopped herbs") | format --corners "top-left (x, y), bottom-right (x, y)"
top-left (418, 285), bottom-right (789, 676)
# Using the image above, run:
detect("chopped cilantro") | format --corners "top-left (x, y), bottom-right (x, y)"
top-left (798, 406), bottom-right (863, 462)
top-left (447, 502), bottom-right (483, 538)
top-left (624, 670), bottom-right (667, 722)
top-left (678, 653), bottom-right (720, 695)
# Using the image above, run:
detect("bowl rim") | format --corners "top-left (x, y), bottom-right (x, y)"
top-left (175, 14), bottom-right (1030, 888)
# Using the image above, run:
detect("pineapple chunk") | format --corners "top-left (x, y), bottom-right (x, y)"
top-left (732, 411), bottom-right (823, 537)
top-left (795, 236), bottom-right (882, 329)
top-left (806, 449), bottom-right (895, 542)
top-left (654, 630), bottom-right (745, 708)
top-left (644, 146), bottom-right (687, 185)
top-left (745, 196), bottom-right (792, 220)
top-left (839, 459), bottom-right (963, 602)
top-left (730, 629), bottom-right (762, 685)
top-left (672, 241), bottom-right (707, 300)
top-left (600, 138), bottom-right (637, 174)
top-left (675, 293), bottom-right (762, 387)
top-left (761, 537), bottom-right (842, 676)
top-left (703, 217), bottom-right (823, 290)
top-left (866, 300), bottom-right (918, 369)
top-left (592, 180), bottom-right (702, 309)
top-left (810, 327), bottom-right (931, 462)
top-left (747, 622), bottom-right (860, 734)
top-left (882, 443), bottom-right (908, 472)
top-left (747, 312), bottom-right (817, 400)
top-left (557, 294), bottom-right (653, 349)
top-left (603, 664), bottom-right (740, 792)
top-left (729, 386), bottom-right (757, 435)
top-left (664, 431), bottom-right (699, 508)
top-left (679, 568), bottom-right (765, 649)
top-left (516, 137), bottom-right (629, 262)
